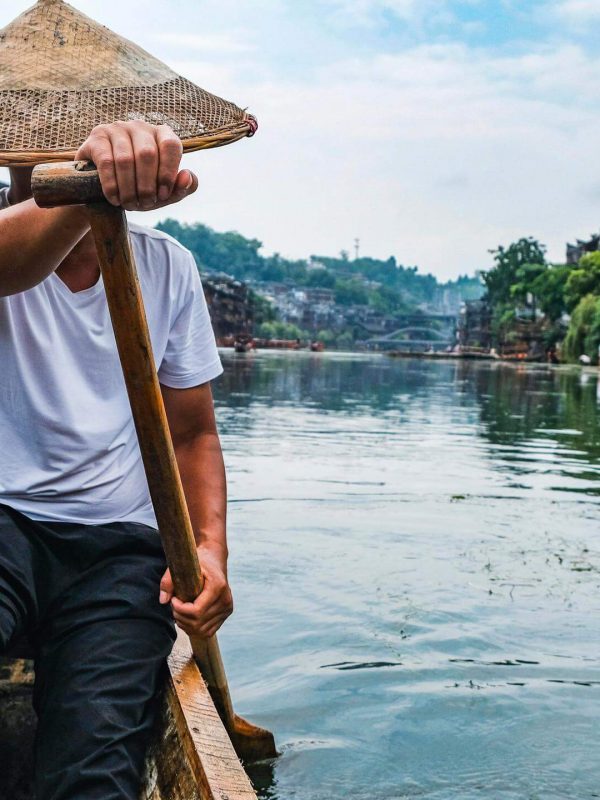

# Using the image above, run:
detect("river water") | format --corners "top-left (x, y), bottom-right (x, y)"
top-left (213, 351), bottom-right (600, 800)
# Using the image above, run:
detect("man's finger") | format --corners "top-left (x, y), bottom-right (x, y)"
top-left (171, 169), bottom-right (197, 201)
top-left (129, 123), bottom-right (159, 209)
top-left (173, 611), bottom-right (229, 638)
top-left (159, 568), bottom-right (174, 604)
top-left (196, 609), bottom-right (230, 632)
top-left (173, 578), bottom-right (230, 614)
top-left (171, 591), bottom-right (232, 624)
top-left (171, 592), bottom-right (226, 620)
top-left (196, 611), bottom-right (230, 638)
top-left (110, 125), bottom-right (138, 210)
top-left (77, 130), bottom-right (119, 207)
top-left (156, 125), bottom-right (183, 201)
top-left (147, 169), bottom-right (197, 211)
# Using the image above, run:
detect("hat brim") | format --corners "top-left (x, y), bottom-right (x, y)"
top-left (0, 124), bottom-right (255, 168)
top-left (0, 75), bottom-right (256, 167)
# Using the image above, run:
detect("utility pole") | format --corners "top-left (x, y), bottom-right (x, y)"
top-left (354, 237), bottom-right (360, 261)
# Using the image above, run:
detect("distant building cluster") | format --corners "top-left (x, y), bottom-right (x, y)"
top-left (457, 299), bottom-right (492, 351)
top-left (566, 233), bottom-right (600, 265)
top-left (252, 282), bottom-right (342, 332)
top-left (248, 279), bottom-right (474, 344)
top-left (202, 272), bottom-right (253, 341)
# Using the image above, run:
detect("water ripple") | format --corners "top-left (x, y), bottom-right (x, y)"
top-left (215, 353), bottom-right (600, 800)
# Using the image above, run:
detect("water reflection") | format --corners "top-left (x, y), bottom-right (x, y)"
top-left (471, 364), bottom-right (600, 455)
top-left (214, 354), bottom-right (600, 490)
top-left (216, 352), bottom-right (453, 412)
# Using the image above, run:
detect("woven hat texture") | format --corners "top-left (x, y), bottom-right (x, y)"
top-left (0, 0), bottom-right (256, 166)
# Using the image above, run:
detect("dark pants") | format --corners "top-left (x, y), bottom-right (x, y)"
top-left (0, 504), bottom-right (175, 800)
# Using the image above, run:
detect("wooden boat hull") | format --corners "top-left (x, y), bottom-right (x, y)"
top-left (0, 633), bottom-right (257, 800)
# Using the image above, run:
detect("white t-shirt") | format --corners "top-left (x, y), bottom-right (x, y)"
top-left (0, 188), bottom-right (222, 526)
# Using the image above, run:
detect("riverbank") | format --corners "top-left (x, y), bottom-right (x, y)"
top-left (222, 345), bottom-right (600, 373)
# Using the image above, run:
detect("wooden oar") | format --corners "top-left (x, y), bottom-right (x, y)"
top-left (31, 161), bottom-right (277, 766)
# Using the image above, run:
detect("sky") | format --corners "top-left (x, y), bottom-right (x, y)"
top-left (2, 0), bottom-right (600, 279)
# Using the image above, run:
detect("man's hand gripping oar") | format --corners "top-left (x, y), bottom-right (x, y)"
top-left (30, 151), bottom-right (277, 764)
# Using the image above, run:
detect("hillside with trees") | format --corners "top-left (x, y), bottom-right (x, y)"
top-left (156, 219), bottom-right (483, 327)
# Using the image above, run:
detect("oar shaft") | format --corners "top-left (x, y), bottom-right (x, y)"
top-left (86, 202), bottom-right (236, 724)
top-left (87, 204), bottom-right (201, 599)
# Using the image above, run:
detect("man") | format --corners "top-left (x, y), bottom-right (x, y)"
top-left (0, 1), bottom-right (256, 798)
top-left (1, 123), bottom-right (233, 799)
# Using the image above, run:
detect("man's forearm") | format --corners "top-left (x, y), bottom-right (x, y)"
top-left (0, 198), bottom-right (90, 296)
top-left (174, 431), bottom-right (228, 570)
top-left (166, 430), bottom-right (233, 637)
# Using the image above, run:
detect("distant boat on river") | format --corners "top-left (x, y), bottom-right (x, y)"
top-left (386, 347), bottom-right (497, 361)
top-left (233, 333), bottom-right (255, 353)
top-left (386, 346), bottom-right (557, 364)
top-left (220, 335), bottom-right (326, 352)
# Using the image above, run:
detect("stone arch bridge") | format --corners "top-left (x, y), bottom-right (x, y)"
top-left (364, 313), bottom-right (457, 352)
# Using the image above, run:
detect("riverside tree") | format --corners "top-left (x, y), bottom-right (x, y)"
top-left (482, 237), bottom-right (547, 344)
top-left (562, 253), bottom-right (600, 362)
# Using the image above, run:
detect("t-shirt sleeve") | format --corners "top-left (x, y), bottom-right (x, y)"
top-left (157, 253), bottom-right (223, 389)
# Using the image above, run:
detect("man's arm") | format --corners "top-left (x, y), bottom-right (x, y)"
top-left (159, 382), bottom-right (233, 639)
top-left (0, 200), bottom-right (90, 296)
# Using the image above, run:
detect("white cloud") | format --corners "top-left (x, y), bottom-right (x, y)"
top-left (553, 0), bottom-right (600, 22)
top-left (329, 0), bottom-right (425, 22)
top-left (325, 0), bottom-right (453, 29)
top-left (324, 0), bottom-right (484, 30)
top-left (150, 32), bottom-right (255, 55)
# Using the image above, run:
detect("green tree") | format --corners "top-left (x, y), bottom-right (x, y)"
top-left (250, 291), bottom-right (276, 329)
top-left (306, 268), bottom-right (336, 289)
top-left (257, 321), bottom-right (305, 340)
top-left (563, 294), bottom-right (600, 362)
top-left (336, 331), bottom-right (355, 350)
top-left (530, 264), bottom-right (570, 321)
top-left (369, 284), bottom-right (406, 314)
top-left (510, 261), bottom-right (547, 306)
top-left (483, 238), bottom-right (546, 306)
top-left (335, 278), bottom-right (368, 306)
top-left (565, 252), bottom-right (600, 311)
top-left (316, 329), bottom-right (336, 346)
top-left (483, 237), bottom-right (547, 345)
top-left (156, 219), bottom-right (263, 277)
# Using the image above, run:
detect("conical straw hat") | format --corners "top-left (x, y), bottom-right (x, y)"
top-left (0, 0), bottom-right (257, 167)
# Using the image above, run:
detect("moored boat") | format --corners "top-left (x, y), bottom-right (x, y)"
top-left (234, 333), bottom-right (255, 353)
